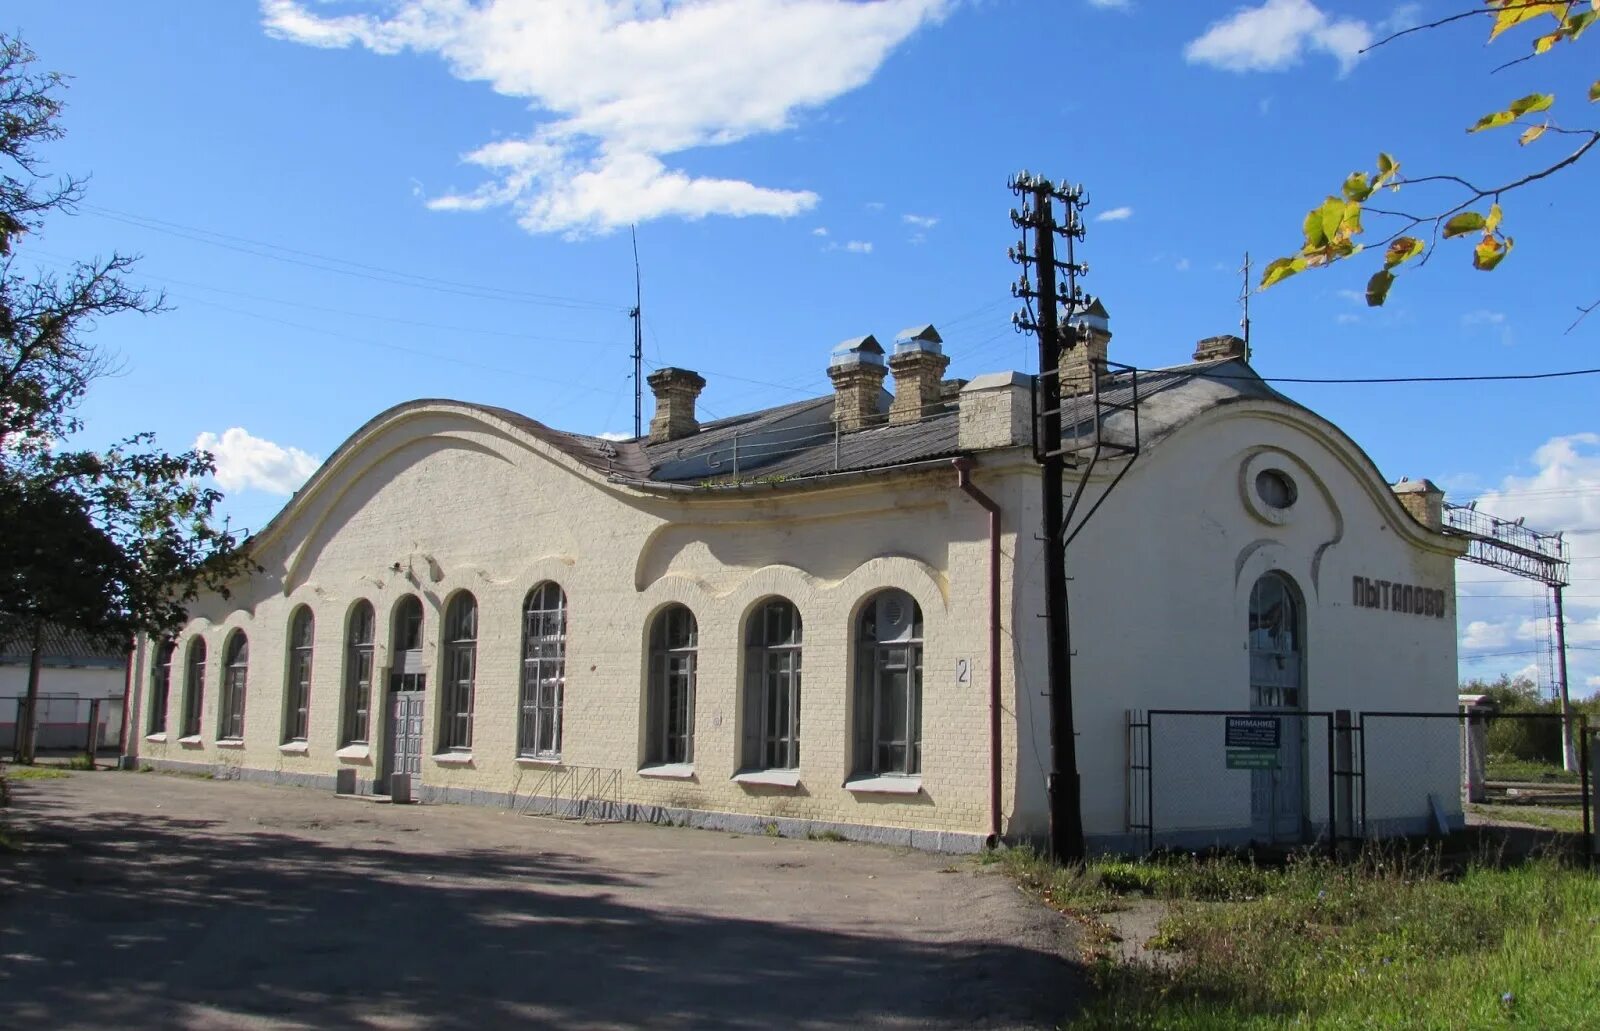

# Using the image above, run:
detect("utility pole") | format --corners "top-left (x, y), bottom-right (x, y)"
top-left (1009, 171), bottom-right (1088, 861)
top-left (630, 225), bottom-right (643, 439)
top-left (1239, 252), bottom-right (1252, 358)
top-left (1554, 582), bottom-right (1576, 772)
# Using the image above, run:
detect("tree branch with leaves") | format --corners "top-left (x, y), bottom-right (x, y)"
top-left (0, 33), bottom-right (255, 761)
top-left (1261, 1), bottom-right (1599, 320)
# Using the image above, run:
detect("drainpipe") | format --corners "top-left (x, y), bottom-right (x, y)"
top-left (952, 458), bottom-right (1003, 846)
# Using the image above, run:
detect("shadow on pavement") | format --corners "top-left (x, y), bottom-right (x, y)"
top-left (0, 778), bottom-right (1082, 1029)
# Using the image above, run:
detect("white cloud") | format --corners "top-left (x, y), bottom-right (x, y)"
top-left (1335, 312), bottom-right (1360, 325)
top-left (1461, 309), bottom-right (1506, 327)
top-left (902, 213), bottom-right (938, 228)
top-left (261, 0), bottom-right (948, 236)
top-left (1095, 206), bottom-right (1133, 222)
top-left (596, 430), bottom-right (631, 441)
top-left (1175, 257), bottom-right (1191, 272)
top-left (1461, 620), bottom-right (1512, 651)
top-left (194, 427), bottom-right (321, 496)
top-left (1087, 0), bottom-right (1130, 7)
top-left (1335, 288), bottom-right (1364, 305)
top-left (811, 226), bottom-right (829, 237)
top-left (840, 240), bottom-right (873, 254)
top-left (864, 201), bottom-right (886, 212)
top-left (1185, 0), bottom-right (1372, 75)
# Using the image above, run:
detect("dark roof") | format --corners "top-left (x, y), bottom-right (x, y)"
top-left (1060, 357), bottom-right (1292, 453)
top-left (0, 624), bottom-right (126, 667)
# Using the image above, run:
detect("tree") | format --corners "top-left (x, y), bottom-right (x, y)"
top-left (0, 34), bottom-right (253, 762)
top-left (1261, 2), bottom-right (1599, 320)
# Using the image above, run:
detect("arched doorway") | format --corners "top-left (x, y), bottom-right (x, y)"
top-left (382, 595), bottom-right (426, 794)
top-left (1248, 573), bottom-right (1306, 842)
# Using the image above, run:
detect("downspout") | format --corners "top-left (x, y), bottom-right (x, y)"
top-left (952, 458), bottom-right (1003, 846)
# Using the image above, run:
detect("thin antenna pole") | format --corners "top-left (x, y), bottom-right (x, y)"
top-left (631, 226), bottom-right (643, 439)
top-left (1239, 251), bottom-right (1251, 359)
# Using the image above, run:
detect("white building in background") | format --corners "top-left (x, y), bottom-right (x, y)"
top-left (126, 313), bottom-right (1465, 853)
top-left (1, 625), bottom-right (127, 753)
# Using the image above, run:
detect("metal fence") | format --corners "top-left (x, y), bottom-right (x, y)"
top-left (1127, 708), bottom-right (1592, 853)
top-left (2, 694), bottom-right (124, 756)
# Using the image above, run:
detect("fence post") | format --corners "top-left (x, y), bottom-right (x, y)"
top-left (86, 698), bottom-right (101, 760)
top-left (1461, 702), bottom-right (1488, 803)
top-left (1334, 710), bottom-right (1354, 856)
top-left (1587, 730), bottom-right (1597, 861)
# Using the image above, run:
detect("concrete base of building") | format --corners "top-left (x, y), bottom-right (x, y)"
top-left (133, 756), bottom-right (988, 854)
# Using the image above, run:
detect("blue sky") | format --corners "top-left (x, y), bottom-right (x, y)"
top-left (11, 0), bottom-right (1598, 696)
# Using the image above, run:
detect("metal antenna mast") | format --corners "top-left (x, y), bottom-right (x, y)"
top-left (1239, 252), bottom-right (1252, 358)
top-left (630, 225), bottom-right (643, 439)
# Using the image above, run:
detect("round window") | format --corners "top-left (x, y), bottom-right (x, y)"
top-left (1255, 469), bottom-right (1298, 510)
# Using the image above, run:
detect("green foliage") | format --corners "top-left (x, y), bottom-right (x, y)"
top-left (1263, 4), bottom-right (1598, 305)
top-left (64, 753), bottom-right (95, 771)
top-left (0, 33), bottom-right (254, 658)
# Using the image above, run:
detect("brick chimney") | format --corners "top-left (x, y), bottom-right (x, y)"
top-left (647, 367), bottom-right (706, 443)
top-left (828, 335), bottom-right (887, 433)
top-left (887, 324), bottom-right (950, 426)
top-left (1392, 478), bottom-right (1445, 532)
top-left (1194, 334), bottom-right (1248, 362)
top-left (1060, 297), bottom-right (1111, 396)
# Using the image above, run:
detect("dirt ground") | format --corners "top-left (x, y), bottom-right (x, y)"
top-left (0, 770), bottom-right (1085, 1030)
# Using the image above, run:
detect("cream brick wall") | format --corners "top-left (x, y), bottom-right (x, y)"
top-left (130, 403), bottom-right (1015, 844)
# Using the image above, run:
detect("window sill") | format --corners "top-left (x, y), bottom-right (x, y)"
top-left (278, 741), bottom-right (309, 755)
top-left (844, 775), bottom-right (922, 796)
top-left (177, 734), bottom-right (203, 747)
top-left (733, 769), bottom-right (801, 788)
top-left (432, 752), bottom-right (474, 766)
top-left (216, 739), bottom-right (246, 750)
top-left (336, 743), bottom-right (371, 761)
top-left (144, 732), bottom-right (167, 743)
top-left (516, 756), bottom-right (563, 769)
top-left (638, 763), bottom-right (695, 780)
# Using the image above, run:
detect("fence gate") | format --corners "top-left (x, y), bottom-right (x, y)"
top-left (1127, 707), bottom-right (1592, 854)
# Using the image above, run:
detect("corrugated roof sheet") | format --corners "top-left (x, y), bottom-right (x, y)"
top-left (0, 623), bottom-right (127, 667)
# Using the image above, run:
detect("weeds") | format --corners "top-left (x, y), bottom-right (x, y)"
top-left (806, 829), bottom-right (847, 843)
top-left (65, 753), bottom-right (96, 771)
top-left (3, 767), bottom-right (69, 781)
top-left (993, 844), bottom-right (1600, 1029)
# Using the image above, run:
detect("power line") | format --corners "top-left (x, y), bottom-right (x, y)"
top-left (1167, 364), bottom-right (1600, 386)
top-left (76, 204), bottom-right (628, 313)
top-left (26, 249), bottom-right (630, 350)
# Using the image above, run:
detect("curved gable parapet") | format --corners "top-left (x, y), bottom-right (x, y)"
top-left (248, 399), bottom-right (636, 565)
top-left (1140, 396), bottom-right (1464, 556)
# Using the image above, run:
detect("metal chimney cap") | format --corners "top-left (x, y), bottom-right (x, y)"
top-left (892, 324), bottom-right (943, 355)
top-left (829, 334), bottom-right (885, 368)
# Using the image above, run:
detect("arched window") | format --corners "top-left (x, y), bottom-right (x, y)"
top-left (343, 601), bottom-right (375, 745)
top-left (852, 590), bottom-right (923, 777)
top-left (148, 639), bottom-right (175, 735)
top-left (440, 592), bottom-right (477, 751)
top-left (1248, 573), bottom-right (1301, 709)
top-left (181, 638), bottom-right (207, 738)
top-left (646, 605), bottom-right (697, 765)
top-left (742, 599), bottom-right (801, 771)
top-left (520, 582), bottom-right (566, 759)
top-left (218, 631), bottom-right (249, 741)
top-left (283, 607), bottom-right (314, 743)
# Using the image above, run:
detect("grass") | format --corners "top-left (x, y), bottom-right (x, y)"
top-left (1468, 803), bottom-right (1584, 834)
top-left (992, 845), bottom-right (1600, 1029)
top-left (2, 767), bottom-right (69, 781)
top-left (64, 753), bottom-right (96, 771)
top-left (1484, 758), bottom-right (1580, 784)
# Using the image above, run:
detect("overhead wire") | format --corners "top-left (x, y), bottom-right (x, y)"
top-left (76, 203), bottom-right (628, 312)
